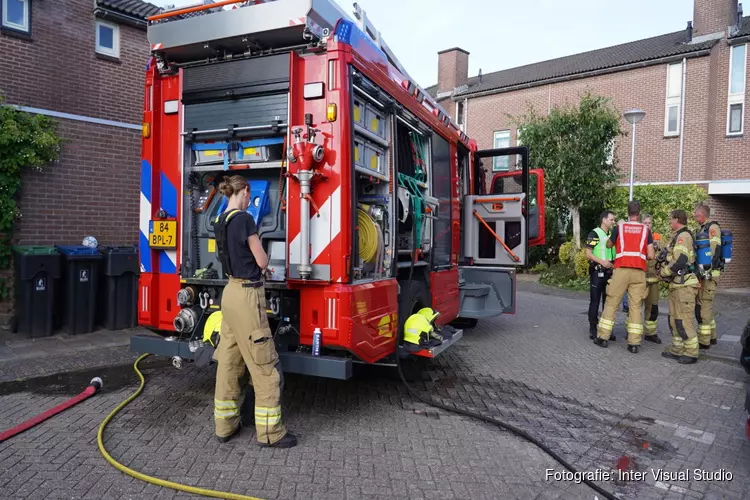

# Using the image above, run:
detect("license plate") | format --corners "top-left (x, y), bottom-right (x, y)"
top-left (149, 220), bottom-right (177, 249)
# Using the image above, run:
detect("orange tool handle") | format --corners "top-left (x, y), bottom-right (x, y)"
top-left (472, 210), bottom-right (521, 262)
top-left (147, 0), bottom-right (247, 21)
top-left (474, 196), bottom-right (521, 203)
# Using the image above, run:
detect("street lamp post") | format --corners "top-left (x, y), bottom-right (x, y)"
top-left (623, 109), bottom-right (646, 201)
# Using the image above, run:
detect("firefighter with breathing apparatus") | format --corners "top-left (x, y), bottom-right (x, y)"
top-left (212, 174), bottom-right (297, 448)
top-left (658, 209), bottom-right (701, 364)
top-left (595, 200), bottom-right (654, 352)
top-left (692, 203), bottom-right (732, 349)
top-left (641, 214), bottom-right (663, 344)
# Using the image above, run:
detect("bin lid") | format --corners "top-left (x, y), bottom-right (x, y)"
top-left (12, 245), bottom-right (59, 256)
top-left (98, 245), bottom-right (138, 255)
top-left (55, 245), bottom-right (102, 256)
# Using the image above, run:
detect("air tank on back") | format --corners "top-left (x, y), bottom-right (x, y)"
top-left (695, 231), bottom-right (712, 273)
top-left (721, 229), bottom-right (733, 264)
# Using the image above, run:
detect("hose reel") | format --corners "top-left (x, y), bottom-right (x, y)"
top-left (357, 205), bottom-right (385, 276)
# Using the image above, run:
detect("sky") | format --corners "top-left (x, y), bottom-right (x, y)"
top-left (149, 0), bottom-right (696, 88)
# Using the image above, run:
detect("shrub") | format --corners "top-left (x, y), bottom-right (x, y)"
top-left (530, 261), bottom-right (549, 273)
top-left (558, 241), bottom-right (575, 264)
top-left (574, 248), bottom-right (589, 278)
top-left (0, 95), bottom-right (61, 299)
top-left (605, 184), bottom-right (707, 236)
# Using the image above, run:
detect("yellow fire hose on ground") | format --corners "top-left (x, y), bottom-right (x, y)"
top-left (96, 353), bottom-right (262, 500)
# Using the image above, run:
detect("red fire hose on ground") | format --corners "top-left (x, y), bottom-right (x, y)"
top-left (0, 377), bottom-right (103, 443)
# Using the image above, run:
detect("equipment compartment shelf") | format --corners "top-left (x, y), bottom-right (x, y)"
top-left (354, 165), bottom-right (389, 182)
top-left (188, 161), bottom-right (284, 172)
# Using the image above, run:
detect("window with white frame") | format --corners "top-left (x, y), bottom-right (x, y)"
top-left (456, 101), bottom-right (464, 126)
top-left (493, 130), bottom-right (510, 171)
top-left (95, 20), bottom-right (119, 58)
top-left (2, 0), bottom-right (30, 34)
top-left (727, 43), bottom-right (746, 135)
top-left (664, 62), bottom-right (682, 136)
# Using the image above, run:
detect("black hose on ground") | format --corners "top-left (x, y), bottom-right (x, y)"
top-left (396, 215), bottom-right (618, 500)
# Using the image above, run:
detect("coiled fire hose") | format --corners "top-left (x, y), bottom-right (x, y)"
top-left (357, 207), bottom-right (381, 263)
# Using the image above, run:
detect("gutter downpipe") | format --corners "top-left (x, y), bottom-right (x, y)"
top-left (463, 97), bottom-right (468, 132)
top-left (678, 57), bottom-right (687, 181)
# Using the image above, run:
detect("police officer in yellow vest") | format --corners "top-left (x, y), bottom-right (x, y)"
top-left (212, 175), bottom-right (297, 447)
top-left (693, 203), bottom-right (722, 349)
top-left (659, 209), bottom-right (700, 364)
top-left (585, 210), bottom-right (616, 340)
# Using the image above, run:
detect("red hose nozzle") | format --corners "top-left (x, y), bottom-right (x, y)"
top-left (0, 376), bottom-right (103, 443)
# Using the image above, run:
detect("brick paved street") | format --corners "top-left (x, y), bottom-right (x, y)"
top-left (1, 282), bottom-right (749, 499)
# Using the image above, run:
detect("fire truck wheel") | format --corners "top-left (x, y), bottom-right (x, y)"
top-left (398, 278), bottom-right (431, 335)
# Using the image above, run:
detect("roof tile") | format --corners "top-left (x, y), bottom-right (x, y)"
top-left (425, 19), bottom-right (748, 99)
top-left (96, 0), bottom-right (161, 19)
top-left (455, 29), bottom-right (718, 97)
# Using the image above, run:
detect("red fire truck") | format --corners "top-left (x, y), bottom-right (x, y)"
top-left (131, 0), bottom-right (546, 379)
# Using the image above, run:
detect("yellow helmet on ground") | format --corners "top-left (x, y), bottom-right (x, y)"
top-left (403, 313), bottom-right (433, 346)
top-left (417, 307), bottom-right (440, 325)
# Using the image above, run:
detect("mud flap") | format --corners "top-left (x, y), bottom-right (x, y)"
top-left (457, 266), bottom-right (516, 317)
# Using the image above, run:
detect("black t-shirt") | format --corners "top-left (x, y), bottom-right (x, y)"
top-left (609, 224), bottom-right (653, 246)
top-left (226, 212), bottom-right (261, 281)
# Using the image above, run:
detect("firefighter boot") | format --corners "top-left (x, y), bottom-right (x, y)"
top-left (216, 425), bottom-right (241, 444)
top-left (260, 432), bottom-right (298, 448)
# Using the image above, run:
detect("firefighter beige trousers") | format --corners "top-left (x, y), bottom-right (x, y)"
top-left (644, 281), bottom-right (660, 337)
top-left (624, 280), bottom-right (661, 338)
top-left (696, 278), bottom-right (718, 347)
top-left (668, 285), bottom-right (700, 359)
top-left (597, 267), bottom-right (648, 345)
top-left (214, 278), bottom-right (287, 445)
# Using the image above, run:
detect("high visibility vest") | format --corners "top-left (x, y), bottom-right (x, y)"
top-left (592, 227), bottom-right (615, 261)
top-left (613, 221), bottom-right (649, 271)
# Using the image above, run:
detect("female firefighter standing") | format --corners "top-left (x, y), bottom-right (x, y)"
top-left (212, 174), bottom-right (297, 448)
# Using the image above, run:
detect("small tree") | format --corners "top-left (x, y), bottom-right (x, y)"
top-left (511, 92), bottom-right (626, 249)
top-left (0, 94), bottom-right (62, 298)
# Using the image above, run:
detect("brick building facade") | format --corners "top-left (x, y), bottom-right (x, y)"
top-left (0, 0), bottom-right (158, 320)
top-left (428, 0), bottom-right (750, 289)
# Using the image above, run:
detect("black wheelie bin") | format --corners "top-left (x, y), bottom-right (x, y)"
top-left (11, 246), bottom-right (61, 337)
top-left (55, 245), bottom-right (103, 335)
top-left (97, 245), bottom-right (140, 330)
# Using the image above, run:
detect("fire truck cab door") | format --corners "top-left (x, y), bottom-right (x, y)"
top-left (462, 146), bottom-right (532, 267)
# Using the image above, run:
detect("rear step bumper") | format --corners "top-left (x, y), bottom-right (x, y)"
top-left (398, 328), bottom-right (463, 359)
top-left (129, 334), bottom-right (352, 380)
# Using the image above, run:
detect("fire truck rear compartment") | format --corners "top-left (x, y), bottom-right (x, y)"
top-left (181, 53), bottom-right (290, 279)
top-left (174, 54), bottom-right (293, 341)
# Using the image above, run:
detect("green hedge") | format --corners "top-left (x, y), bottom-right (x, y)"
top-left (605, 184), bottom-right (707, 236)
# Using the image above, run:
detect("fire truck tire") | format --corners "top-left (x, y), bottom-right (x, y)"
top-left (397, 278), bottom-right (431, 334)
